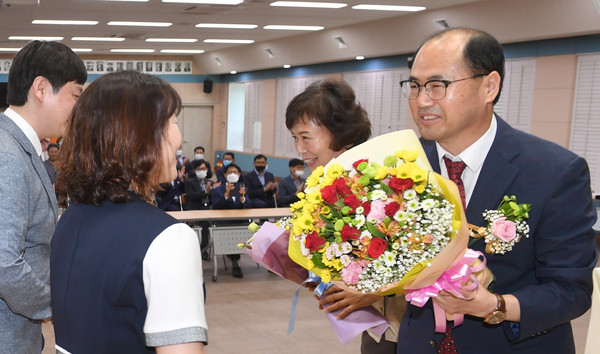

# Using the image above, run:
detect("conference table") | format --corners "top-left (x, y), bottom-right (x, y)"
top-left (168, 208), bottom-right (292, 281)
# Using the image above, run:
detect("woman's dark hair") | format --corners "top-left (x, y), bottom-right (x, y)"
top-left (285, 78), bottom-right (371, 151)
top-left (57, 71), bottom-right (182, 205)
top-left (7, 40), bottom-right (87, 106)
top-left (415, 27), bottom-right (505, 105)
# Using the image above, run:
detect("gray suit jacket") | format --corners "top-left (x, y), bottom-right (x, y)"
top-left (0, 113), bottom-right (57, 353)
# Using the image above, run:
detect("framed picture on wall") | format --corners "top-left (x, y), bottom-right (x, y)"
top-left (136, 61), bottom-right (144, 72)
top-left (145, 61), bottom-right (153, 72)
top-left (155, 61), bottom-right (163, 73)
top-left (164, 61), bottom-right (173, 73)
top-left (126, 61), bottom-right (134, 71)
top-left (184, 61), bottom-right (191, 73)
top-left (96, 60), bottom-right (105, 73)
top-left (106, 61), bottom-right (115, 72)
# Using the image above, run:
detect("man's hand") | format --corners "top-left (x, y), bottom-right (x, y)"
top-left (264, 181), bottom-right (275, 191)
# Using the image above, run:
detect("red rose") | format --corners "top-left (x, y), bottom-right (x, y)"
top-left (362, 201), bottom-right (371, 215)
top-left (340, 225), bottom-right (361, 242)
top-left (305, 231), bottom-right (326, 252)
top-left (384, 201), bottom-right (401, 217)
top-left (320, 185), bottom-right (338, 205)
top-left (344, 194), bottom-right (361, 210)
top-left (389, 177), bottom-right (414, 193)
top-left (333, 177), bottom-right (352, 198)
top-left (352, 158), bottom-right (369, 170)
top-left (368, 237), bottom-right (388, 259)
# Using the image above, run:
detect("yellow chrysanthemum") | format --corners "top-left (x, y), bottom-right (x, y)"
top-left (411, 167), bottom-right (427, 183)
top-left (374, 166), bottom-right (389, 180)
top-left (414, 183), bottom-right (426, 194)
top-left (322, 256), bottom-right (344, 271)
top-left (321, 173), bottom-right (336, 187)
top-left (305, 166), bottom-right (324, 188)
top-left (404, 149), bottom-right (419, 162)
top-left (388, 167), bottom-right (398, 176)
top-left (306, 259), bottom-right (316, 270)
top-left (298, 214), bottom-right (314, 232)
top-left (396, 163), bottom-right (413, 179)
top-left (307, 190), bottom-right (323, 205)
top-left (327, 163), bottom-right (344, 178)
top-left (320, 269), bottom-right (332, 283)
top-left (297, 192), bottom-right (306, 200)
top-left (290, 199), bottom-right (305, 210)
top-left (292, 225), bottom-right (303, 237)
top-left (320, 206), bottom-right (331, 215)
top-left (395, 149), bottom-right (408, 159)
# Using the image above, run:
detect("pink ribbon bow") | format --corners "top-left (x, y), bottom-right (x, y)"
top-left (405, 249), bottom-right (487, 333)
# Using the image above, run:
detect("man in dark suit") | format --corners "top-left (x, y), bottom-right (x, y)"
top-left (215, 151), bottom-right (235, 184)
top-left (277, 158), bottom-right (305, 208)
top-left (245, 154), bottom-right (277, 208)
top-left (396, 27), bottom-right (597, 353)
top-left (211, 163), bottom-right (250, 278)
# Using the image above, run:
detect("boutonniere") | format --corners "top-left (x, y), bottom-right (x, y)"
top-left (469, 195), bottom-right (531, 254)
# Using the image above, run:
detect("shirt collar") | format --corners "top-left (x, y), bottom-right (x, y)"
top-left (436, 113), bottom-right (497, 171)
top-left (4, 107), bottom-right (43, 156)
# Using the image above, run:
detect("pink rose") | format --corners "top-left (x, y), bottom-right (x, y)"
top-left (491, 217), bottom-right (517, 241)
top-left (341, 261), bottom-right (364, 285)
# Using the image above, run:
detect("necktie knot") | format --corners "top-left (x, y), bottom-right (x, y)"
top-left (443, 156), bottom-right (467, 209)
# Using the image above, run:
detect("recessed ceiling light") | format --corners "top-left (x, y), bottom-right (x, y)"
top-left (230, 70), bottom-right (237, 74)
top-left (146, 38), bottom-right (198, 43)
top-left (356, 55), bottom-right (365, 60)
top-left (160, 49), bottom-right (205, 54)
top-left (162, 0), bottom-right (243, 4)
top-left (72, 37), bottom-right (125, 41)
top-left (107, 21), bottom-right (172, 27)
top-left (270, 1), bottom-right (347, 8)
top-left (72, 48), bottom-right (93, 53)
top-left (264, 25), bottom-right (324, 31)
top-left (9, 36), bottom-right (64, 41)
top-left (352, 4), bottom-right (426, 12)
top-left (110, 48), bottom-right (156, 53)
top-left (32, 20), bottom-right (99, 25)
top-left (283, 64), bottom-right (291, 68)
top-left (195, 23), bottom-right (257, 29)
top-left (0, 47), bottom-right (22, 52)
top-left (204, 39), bottom-right (255, 44)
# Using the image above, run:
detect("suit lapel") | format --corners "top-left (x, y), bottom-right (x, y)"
top-left (1, 114), bottom-right (58, 219)
top-left (421, 117), bottom-right (521, 232)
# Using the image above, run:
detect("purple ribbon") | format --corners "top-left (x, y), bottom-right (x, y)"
top-left (405, 249), bottom-right (486, 333)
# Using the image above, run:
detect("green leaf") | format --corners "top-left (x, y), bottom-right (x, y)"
top-left (366, 222), bottom-right (386, 239)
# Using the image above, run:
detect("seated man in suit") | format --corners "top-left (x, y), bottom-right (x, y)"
top-left (155, 166), bottom-right (186, 211)
top-left (215, 151), bottom-right (235, 184)
top-left (277, 158), bottom-right (305, 208)
top-left (211, 163), bottom-right (250, 278)
top-left (245, 154), bottom-right (277, 208)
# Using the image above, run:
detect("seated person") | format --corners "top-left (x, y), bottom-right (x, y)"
top-left (210, 163), bottom-right (250, 278)
top-left (155, 166), bottom-right (186, 211)
top-left (277, 158), bottom-right (306, 208)
top-left (192, 146), bottom-right (213, 179)
top-left (215, 151), bottom-right (235, 184)
top-left (185, 159), bottom-right (219, 259)
top-left (244, 154), bottom-right (276, 208)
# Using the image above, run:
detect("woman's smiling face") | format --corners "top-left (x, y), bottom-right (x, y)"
top-left (290, 116), bottom-right (344, 171)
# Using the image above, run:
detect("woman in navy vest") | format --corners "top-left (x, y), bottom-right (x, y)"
top-left (51, 71), bottom-right (207, 353)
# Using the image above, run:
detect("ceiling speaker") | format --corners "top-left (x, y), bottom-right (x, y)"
top-left (203, 78), bottom-right (213, 94)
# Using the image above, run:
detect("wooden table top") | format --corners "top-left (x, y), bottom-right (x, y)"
top-left (167, 208), bottom-right (292, 222)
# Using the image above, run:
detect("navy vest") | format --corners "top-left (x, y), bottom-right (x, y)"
top-left (51, 198), bottom-right (178, 353)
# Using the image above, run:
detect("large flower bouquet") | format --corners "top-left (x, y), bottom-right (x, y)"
top-left (288, 130), bottom-right (485, 299)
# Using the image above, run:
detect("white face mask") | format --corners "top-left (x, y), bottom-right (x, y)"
top-left (196, 170), bottom-right (207, 179)
top-left (294, 169), bottom-right (305, 177)
top-left (176, 150), bottom-right (183, 157)
top-left (195, 153), bottom-right (204, 160)
top-left (226, 173), bottom-right (239, 183)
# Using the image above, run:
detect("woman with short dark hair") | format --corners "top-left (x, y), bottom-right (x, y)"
top-left (51, 71), bottom-right (207, 354)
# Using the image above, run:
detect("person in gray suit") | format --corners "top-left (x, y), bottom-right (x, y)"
top-left (0, 40), bottom-right (86, 353)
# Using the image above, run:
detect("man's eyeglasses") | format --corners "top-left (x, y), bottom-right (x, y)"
top-left (399, 74), bottom-right (488, 100)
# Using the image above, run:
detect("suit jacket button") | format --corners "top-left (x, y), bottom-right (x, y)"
top-left (430, 339), bottom-right (436, 347)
